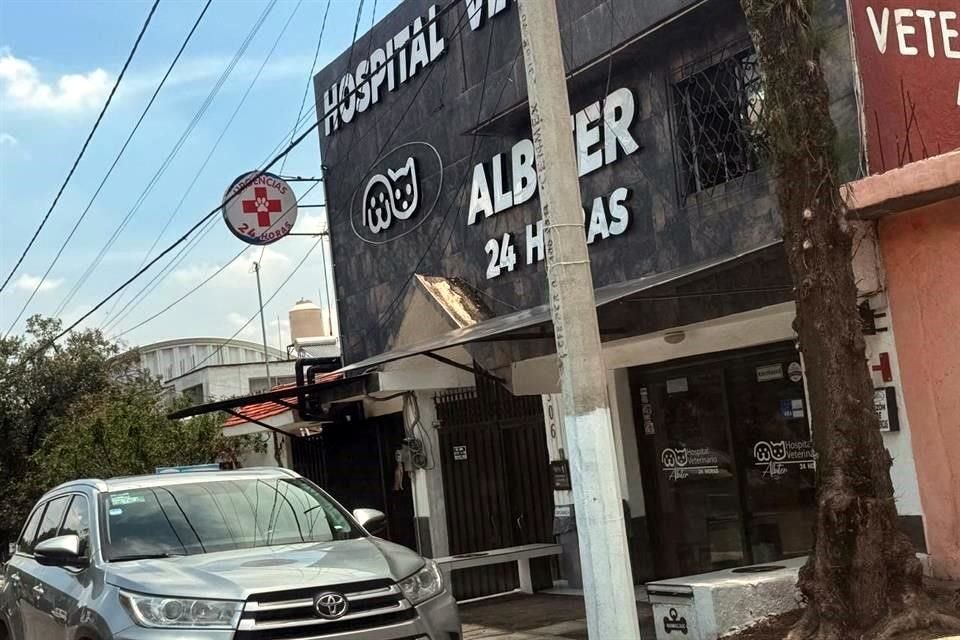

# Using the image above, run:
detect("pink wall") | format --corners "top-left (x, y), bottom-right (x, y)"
top-left (880, 198), bottom-right (960, 579)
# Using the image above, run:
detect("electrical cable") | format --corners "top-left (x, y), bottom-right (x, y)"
top-left (4, 0), bottom-right (458, 374)
top-left (176, 0), bottom-right (372, 374)
top-left (106, 0), bottom-right (342, 331)
top-left (5, 111), bottom-right (325, 376)
top-left (101, 104), bottom-right (322, 336)
top-left (0, 0), bottom-right (160, 294)
top-left (55, 0), bottom-right (283, 319)
top-left (103, 216), bottom-right (219, 332)
top-left (183, 234), bottom-right (325, 374)
top-left (338, 8), bottom-right (507, 355)
top-left (4, 0), bottom-right (215, 337)
top-left (171, 0), bottom-right (372, 376)
top-left (103, 107), bottom-right (320, 333)
top-left (101, 0), bottom-right (303, 324)
top-left (313, 0), bottom-right (484, 354)
top-left (278, 0), bottom-right (332, 177)
top-left (111, 180), bottom-right (322, 340)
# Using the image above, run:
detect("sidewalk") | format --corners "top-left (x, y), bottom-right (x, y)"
top-left (461, 593), bottom-right (655, 640)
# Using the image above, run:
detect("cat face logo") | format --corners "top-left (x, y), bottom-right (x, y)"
top-left (770, 440), bottom-right (787, 461)
top-left (362, 157), bottom-right (420, 234)
top-left (351, 142), bottom-right (444, 245)
top-left (674, 448), bottom-right (689, 467)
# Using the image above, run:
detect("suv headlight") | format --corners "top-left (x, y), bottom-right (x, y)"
top-left (120, 591), bottom-right (243, 629)
top-left (398, 560), bottom-right (444, 605)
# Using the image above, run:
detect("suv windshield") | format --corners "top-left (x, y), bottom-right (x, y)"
top-left (100, 477), bottom-right (361, 561)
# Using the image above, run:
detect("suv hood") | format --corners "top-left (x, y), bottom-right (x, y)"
top-left (104, 538), bottom-right (424, 601)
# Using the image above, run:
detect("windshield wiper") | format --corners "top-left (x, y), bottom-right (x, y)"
top-left (110, 553), bottom-right (185, 562)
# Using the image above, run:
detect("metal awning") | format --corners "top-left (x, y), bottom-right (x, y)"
top-left (338, 240), bottom-right (787, 375)
top-left (166, 373), bottom-right (379, 425)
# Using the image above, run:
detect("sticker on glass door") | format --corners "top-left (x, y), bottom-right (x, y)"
top-left (660, 447), bottom-right (721, 481)
top-left (752, 440), bottom-right (816, 479)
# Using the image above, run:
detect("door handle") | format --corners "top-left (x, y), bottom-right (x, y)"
top-left (32, 584), bottom-right (45, 597)
top-left (9, 573), bottom-right (21, 584)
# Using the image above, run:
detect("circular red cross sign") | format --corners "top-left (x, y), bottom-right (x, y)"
top-left (222, 171), bottom-right (298, 245)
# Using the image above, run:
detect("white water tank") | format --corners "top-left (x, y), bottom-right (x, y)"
top-left (289, 298), bottom-right (326, 340)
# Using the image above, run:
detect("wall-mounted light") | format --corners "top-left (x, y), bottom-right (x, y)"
top-left (664, 331), bottom-right (686, 345)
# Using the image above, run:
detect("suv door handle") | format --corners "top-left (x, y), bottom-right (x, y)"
top-left (32, 584), bottom-right (45, 597)
top-left (9, 573), bottom-right (21, 584)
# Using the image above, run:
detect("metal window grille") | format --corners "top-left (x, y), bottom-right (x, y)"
top-left (672, 44), bottom-right (766, 202)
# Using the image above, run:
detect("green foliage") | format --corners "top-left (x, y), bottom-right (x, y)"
top-left (25, 384), bottom-right (266, 500)
top-left (0, 316), bottom-right (265, 555)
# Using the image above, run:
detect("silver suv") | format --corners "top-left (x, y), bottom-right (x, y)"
top-left (0, 468), bottom-right (461, 640)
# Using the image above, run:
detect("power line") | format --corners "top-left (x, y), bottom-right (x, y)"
top-left (278, 0), bottom-right (332, 176)
top-left (0, 0), bottom-right (161, 294)
top-left (54, 0), bottom-right (282, 318)
top-left (103, 1), bottom-right (331, 330)
top-left (5, 0), bottom-right (450, 374)
top-left (4, 0), bottom-right (215, 337)
top-left (184, 233), bottom-right (325, 375)
top-left (101, 217), bottom-right (220, 333)
top-left (114, 0), bottom-right (366, 354)
top-left (111, 179), bottom-right (322, 340)
top-left (102, 107), bottom-right (321, 333)
top-left (339, 4), bottom-right (505, 354)
top-left (4, 115), bottom-right (324, 377)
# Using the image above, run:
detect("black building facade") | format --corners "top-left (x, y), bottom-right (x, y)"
top-left (313, 0), bottom-right (859, 368)
top-left (310, 0), bottom-right (893, 588)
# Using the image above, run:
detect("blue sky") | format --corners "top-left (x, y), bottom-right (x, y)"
top-left (0, 0), bottom-right (399, 351)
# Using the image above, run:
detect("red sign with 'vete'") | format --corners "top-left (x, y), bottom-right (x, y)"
top-left (848, 2), bottom-right (960, 173)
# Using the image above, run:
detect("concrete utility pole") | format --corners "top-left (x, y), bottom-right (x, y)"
top-left (516, 2), bottom-right (642, 638)
top-left (252, 261), bottom-right (272, 388)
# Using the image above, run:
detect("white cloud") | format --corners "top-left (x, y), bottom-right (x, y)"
top-left (223, 246), bottom-right (291, 282)
top-left (0, 132), bottom-right (17, 146)
top-left (295, 213), bottom-right (327, 235)
top-left (226, 311), bottom-right (263, 343)
top-left (0, 50), bottom-right (112, 112)
top-left (226, 312), bottom-right (248, 327)
top-left (13, 273), bottom-right (63, 292)
top-left (117, 53), bottom-right (314, 102)
top-left (171, 263), bottom-right (221, 286)
top-left (170, 246), bottom-right (292, 292)
top-left (268, 316), bottom-right (290, 329)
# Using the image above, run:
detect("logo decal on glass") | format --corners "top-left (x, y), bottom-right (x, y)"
top-left (753, 440), bottom-right (817, 479)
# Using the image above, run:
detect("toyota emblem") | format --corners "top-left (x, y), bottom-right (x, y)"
top-left (313, 592), bottom-right (349, 620)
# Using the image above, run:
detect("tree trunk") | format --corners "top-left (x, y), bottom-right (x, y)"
top-left (737, 1), bottom-right (950, 638)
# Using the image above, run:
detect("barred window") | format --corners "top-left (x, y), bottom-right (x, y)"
top-left (673, 46), bottom-right (766, 200)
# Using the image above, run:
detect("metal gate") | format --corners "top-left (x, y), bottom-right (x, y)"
top-left (292, 434), bottom-right (325, 486)
top-left (435, 373), bottom-right (554, 599)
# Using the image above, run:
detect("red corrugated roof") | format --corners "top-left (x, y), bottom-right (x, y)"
top-left (222, 372), bottom-right (343, 427)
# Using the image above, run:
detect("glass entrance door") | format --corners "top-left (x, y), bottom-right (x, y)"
top-left (632, 343), bottom-right (816, 579)
top-left (632, 367), bottom-right (746, 578)
top-left (725, 350), bottom-right (816, 562)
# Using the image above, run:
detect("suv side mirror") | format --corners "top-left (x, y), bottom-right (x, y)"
top-left (34, 535), bottom-right (87, 568)
top-left (353, 509), bottom-right (387, 536)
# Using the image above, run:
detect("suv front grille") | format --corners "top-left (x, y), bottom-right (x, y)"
top-left (236, 579), bottom-right (417, 640)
